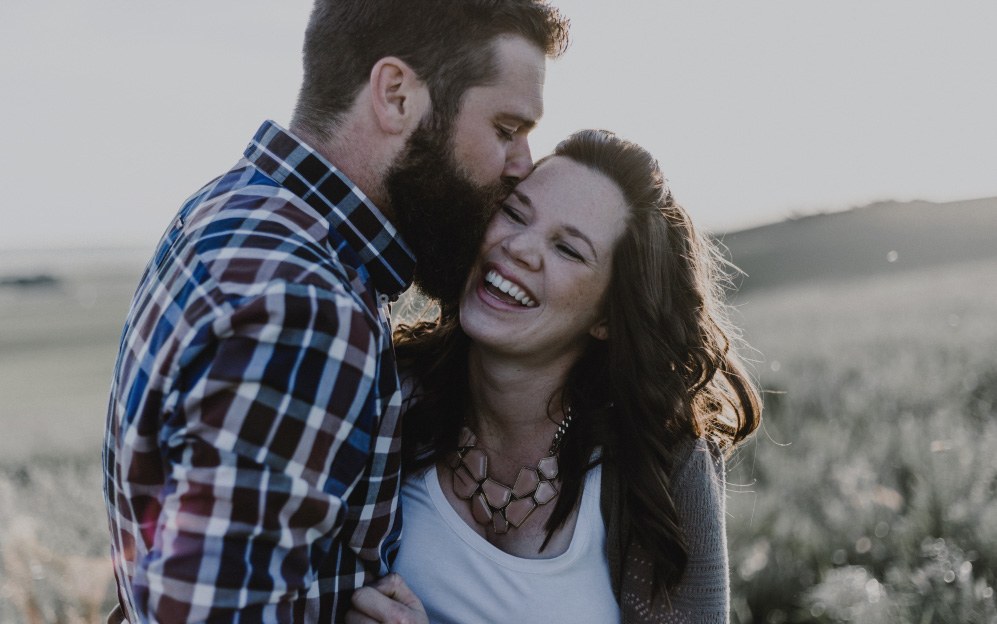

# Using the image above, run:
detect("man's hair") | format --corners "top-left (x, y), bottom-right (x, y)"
top-left (293, 0), bottom-right (570, 140)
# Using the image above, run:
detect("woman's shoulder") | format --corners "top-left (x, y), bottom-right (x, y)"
top-left (670, 436), bottom-right (727, 557)
top-left (671, 437), bottom-right (725, 491)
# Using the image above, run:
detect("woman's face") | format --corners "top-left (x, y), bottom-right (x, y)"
top-left (459, 156), bottom-right (630, 364)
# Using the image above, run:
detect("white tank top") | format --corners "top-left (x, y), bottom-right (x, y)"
top-left (392, 463), bottom-right (620, 624)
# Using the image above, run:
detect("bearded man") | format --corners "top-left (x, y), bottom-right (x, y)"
top-left (102, 2), bottom-right (569, 622)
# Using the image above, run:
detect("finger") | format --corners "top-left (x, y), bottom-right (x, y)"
top-left (344, 609), bottom-right (378, 624)
top-left (370, 573), bottom-right (425, 611)
top-left (351, 580), bottom-right (428, 624)
top-left (351, 585), bottom-right (404, 620)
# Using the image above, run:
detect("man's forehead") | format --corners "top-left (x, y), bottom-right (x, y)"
top-left (477, 75), bottom-right (545, 123)
top-left (491, 36), bottom-right (546, 89)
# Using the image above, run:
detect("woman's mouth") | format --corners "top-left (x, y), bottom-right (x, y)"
top-left (483, 269), bottom-right (537, 308)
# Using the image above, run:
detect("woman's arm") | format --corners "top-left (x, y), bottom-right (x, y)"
top-left (661, 439), bottom-right (730, 620)
top-left (612, 438), bottom-right (730, 624)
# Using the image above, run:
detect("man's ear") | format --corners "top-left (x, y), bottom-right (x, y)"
top-left (589, 319), bottom-right (609, 341)
top-left (369, 57), bottom-right (430, 135)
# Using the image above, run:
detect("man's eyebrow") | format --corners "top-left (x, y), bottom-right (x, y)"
top-left (497, 113), bottom-right (538, 131)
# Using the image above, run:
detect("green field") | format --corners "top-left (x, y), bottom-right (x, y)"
top-left (726, 257), bottom-right (997, 622)
top-left (0, 250), bottom-right (141, 623)
top-left (1, 249), bottom-right (995, 623)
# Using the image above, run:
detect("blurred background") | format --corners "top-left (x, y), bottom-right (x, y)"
top-left (2, 1), bottom-right (995, 622)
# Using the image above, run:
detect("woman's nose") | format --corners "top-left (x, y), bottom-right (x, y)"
top-left (502, 229), bottom-right (542, 271)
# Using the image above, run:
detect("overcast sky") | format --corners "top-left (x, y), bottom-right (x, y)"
top-left (2, 0), bottom-right (995, 250)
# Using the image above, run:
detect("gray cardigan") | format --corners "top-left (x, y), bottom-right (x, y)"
top-left (601, 438), bottom-right (730, 623)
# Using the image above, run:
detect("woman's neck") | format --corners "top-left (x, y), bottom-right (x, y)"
top-left (466, 345), bottom-right (574, 460)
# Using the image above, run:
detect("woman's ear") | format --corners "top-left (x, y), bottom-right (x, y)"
top-left (589, 320), bottom-right (609, 341)
top-left (369, 57), bottom-right (430, 135)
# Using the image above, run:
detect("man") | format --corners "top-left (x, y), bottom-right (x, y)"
top-left (103, 1), bottom-right (569, 621)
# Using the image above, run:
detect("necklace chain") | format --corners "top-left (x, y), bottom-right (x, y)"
top-left (449, 408), bottom-right (573, 534)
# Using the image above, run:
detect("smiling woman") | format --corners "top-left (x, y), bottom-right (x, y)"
top-left (459, 155), bottom-right (628, 363)
top-left (375, 129), bottom-right (762, 623)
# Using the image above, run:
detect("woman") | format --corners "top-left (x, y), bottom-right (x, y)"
top-left (349, 129), bottom-right (761, 623)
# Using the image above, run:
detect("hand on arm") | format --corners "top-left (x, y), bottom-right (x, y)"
top-left (346, 574), bottom-right (428, 624)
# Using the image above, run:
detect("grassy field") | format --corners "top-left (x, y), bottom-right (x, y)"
top-left (1, 249), bottom-right (995, 622)
top-left (726, 257), bottom-right (997, 623)
top-left (0, 249), bottom-right (141, 623)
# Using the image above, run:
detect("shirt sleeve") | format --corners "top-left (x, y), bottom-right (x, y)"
top-left (132, 280), bottom-right (379, 623)
top-left (664, 439), bottom-right (731, 622)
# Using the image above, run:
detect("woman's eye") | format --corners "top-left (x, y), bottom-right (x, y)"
top-left (556, 243), bottom-right (584, 261)
top-left (501, 204), bottom-right (525, 224)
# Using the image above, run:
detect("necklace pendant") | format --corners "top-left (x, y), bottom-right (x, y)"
top-left (492, 513), bottom-right (511, 534)
top-left (481, 478), bottom-right (513, 509)
top-left (512, 467), bottom-right (540, 497)
top-left (453, 464), bottom-right (478, 500)
top-left (463, 448), bottom-right (489, 481)
top-left (534, 480), bottom-right (558, 505)
top-left (471, 493), bottom-right (493, 525)
top-left (537, 456), bottom-right (559, 480)
top-left (451, 412), bottom-right (571, 534)
top-left (505, 497), bottom-right (538, 528)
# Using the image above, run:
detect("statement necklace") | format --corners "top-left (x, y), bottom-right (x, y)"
top-left (448, 408), bottom-right (573, 534)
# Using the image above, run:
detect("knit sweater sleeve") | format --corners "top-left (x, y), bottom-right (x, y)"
top-left (663, 438), bottom-right (730, 621)
top-left (612, 438), bottom-right (730, 624)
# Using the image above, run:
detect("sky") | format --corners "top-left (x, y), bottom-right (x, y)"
top-left (2, 0), bottom-right (996, 250)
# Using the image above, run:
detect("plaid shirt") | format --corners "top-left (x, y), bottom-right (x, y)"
top-left (103, 120), bottom-right (415, 623)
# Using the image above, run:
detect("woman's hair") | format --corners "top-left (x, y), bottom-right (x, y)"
top-left (394, 129), bottom-right (761, 590)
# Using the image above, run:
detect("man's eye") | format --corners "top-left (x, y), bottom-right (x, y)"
top-left (496, 126), bottom-right (515, 141)
top-left (501, 204), bottom-right (525, 223)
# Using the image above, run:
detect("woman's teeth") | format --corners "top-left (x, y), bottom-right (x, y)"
top-left (485, 270), bottom-right (537, 307)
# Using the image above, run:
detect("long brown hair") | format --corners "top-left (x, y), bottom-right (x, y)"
top-left (395, 129), bottom-right (760, 590)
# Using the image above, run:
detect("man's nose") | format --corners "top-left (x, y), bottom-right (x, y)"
top-left (501, 136), bottom-right (534, 182)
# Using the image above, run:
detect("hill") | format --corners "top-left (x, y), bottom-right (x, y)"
top-left (717, 196), bottom-right (997, 293)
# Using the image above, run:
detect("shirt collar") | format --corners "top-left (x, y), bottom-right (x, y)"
top-left (244, 120), bottom-right (416, 300)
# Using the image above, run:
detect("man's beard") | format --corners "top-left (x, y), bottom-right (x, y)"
top-left (384, 123), bottom-right (511, 308)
